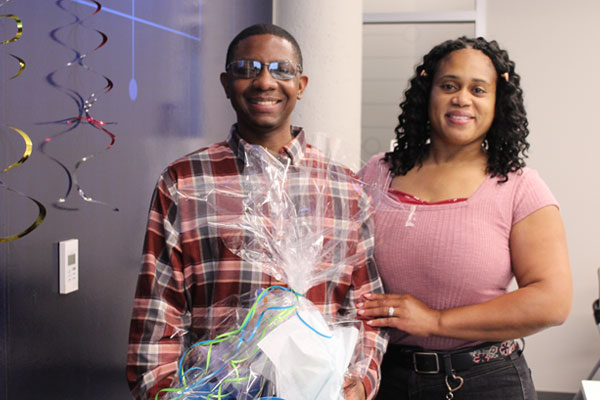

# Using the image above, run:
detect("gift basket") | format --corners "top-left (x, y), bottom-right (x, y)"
top-left (158, 143), bottom-right (371, 400)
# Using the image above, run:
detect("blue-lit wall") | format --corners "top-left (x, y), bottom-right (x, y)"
top-left (0, 1), bottom-right (271, 399)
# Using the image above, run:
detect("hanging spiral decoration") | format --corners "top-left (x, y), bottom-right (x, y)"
top-left (40, 0), bottom-right (118, 211)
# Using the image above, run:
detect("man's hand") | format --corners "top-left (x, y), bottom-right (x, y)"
top-left (343, 376), bottom-right (366, 400)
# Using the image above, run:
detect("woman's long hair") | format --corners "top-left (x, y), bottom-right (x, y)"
top-left (384, 37), bottom-right (529, 182)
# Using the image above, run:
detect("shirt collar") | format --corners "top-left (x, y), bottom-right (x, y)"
top-left (227, 124), bottom-right (307, 166)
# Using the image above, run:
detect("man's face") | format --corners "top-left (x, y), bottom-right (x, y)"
top-left (220, 34), bottom-right (308, 141)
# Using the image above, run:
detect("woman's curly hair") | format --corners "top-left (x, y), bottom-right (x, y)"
top-left (384, 37), bottom-right (529, 182)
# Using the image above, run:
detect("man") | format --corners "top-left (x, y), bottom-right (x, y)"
top-left (127, 23), bottom-right (386, 400)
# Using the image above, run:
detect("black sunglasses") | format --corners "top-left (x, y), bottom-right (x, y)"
top-left (226, 59), bottom-right (302, 81)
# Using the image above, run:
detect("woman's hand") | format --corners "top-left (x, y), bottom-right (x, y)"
top-left (357, 293), bottom-right (441, 337)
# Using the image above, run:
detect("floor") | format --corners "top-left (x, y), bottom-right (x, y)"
top-left (537, 392), bottom-right (576, 400)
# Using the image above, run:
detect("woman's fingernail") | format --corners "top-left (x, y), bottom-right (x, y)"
top-left (358, 310), bottom-right (364, 315)
top-left (356, 302), bottom-right (363, 308)
top-left (364, 293), bottom-right (373, 299)
top-left (366, 320), bottom-right (373, 325)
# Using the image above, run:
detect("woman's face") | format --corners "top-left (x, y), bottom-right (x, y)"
top-left (428, 48), bottom-right (497, 149)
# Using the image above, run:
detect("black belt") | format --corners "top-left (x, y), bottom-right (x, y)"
top-left (386, 340), bottom-right (519, 374)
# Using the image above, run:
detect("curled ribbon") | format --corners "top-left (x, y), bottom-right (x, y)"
top-left (157, 286), bottom-right (331, 400)
top-left (0, 14), bottom-right (22, 44)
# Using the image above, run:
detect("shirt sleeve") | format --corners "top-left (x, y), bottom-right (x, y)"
top-left (512, 168), bottom-right (559, 225)
top-left (127, 170), bottom-right (191, 400)
top-left (348, 191), bottom-right (389, 399)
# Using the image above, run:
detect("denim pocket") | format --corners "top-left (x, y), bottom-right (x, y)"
top-left (452, 351), bottom-right (538, 400)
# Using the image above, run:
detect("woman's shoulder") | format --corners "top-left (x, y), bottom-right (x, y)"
top-left (512, 166), bottom-right (556, 199)
top-left (487, 166), bottom-right (558, 221)
top-left (486, 166), bottom-right (540, 187)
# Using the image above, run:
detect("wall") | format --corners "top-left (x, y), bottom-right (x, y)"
top-left (273, 0), bottom-right (363, 171)
top-left (487, 0), bottom-right (600, 393)
top-left (0, 1), bottom-right (271, 399)
top-left (362, 22), bottom-right (475, 163)
top-left (361, 0), bottom-right (480, 163)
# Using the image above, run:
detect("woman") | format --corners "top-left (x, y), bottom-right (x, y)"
top-left (357, 37), bottom-right (572, 399)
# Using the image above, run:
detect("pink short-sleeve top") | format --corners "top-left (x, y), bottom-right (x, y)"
top-left (358, 153), bottom-right (559, 350)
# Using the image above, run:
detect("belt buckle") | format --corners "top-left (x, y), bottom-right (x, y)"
top-left (413, 352), bottom-right (440, 374)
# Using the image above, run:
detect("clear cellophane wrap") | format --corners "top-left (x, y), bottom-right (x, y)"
top-left (163, 144), bottom-right (371, 400)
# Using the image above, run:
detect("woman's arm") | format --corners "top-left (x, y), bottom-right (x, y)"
top-left (358, 205), bottom-right (573, 341)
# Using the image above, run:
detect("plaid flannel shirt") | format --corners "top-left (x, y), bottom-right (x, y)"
top-left (127, 126), bottom-right (387, 399)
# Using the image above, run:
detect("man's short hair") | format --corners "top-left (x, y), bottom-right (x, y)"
top-left (225, 23), bottom-right (303, 68)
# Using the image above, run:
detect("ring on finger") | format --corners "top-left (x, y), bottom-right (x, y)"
top-left (388, 306), bottom-right (395, 317)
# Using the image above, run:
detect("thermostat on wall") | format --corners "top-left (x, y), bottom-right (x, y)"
top-left (59, 239), bottom-right (79, 294)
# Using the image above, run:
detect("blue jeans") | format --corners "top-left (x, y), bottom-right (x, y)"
top-left (376, 348), bottom-right (537, 400)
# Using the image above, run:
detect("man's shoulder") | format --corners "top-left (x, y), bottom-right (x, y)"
top-left (169, 141), bottom-right (231, 166)
top-left (164, 140), bottom-right (232, 171)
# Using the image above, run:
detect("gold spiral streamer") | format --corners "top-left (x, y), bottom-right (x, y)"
top-left (0, 14), bottom-right (22, 44)
top-left (0, 182), bottom-right (47, 243)
top-left (0, 12), bottom-right (45, 242)
top-left (0, 126), bottom-right (45, 242)
top-left (0, 127), bottom-right (46, 242)
top-left (2, 126), bottom-right (32, 172)
top-left (9, 53), bottom-right (25, 79)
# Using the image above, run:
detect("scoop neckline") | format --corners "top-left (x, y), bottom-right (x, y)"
top-left (382, 172), bottom-right (493, 210)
